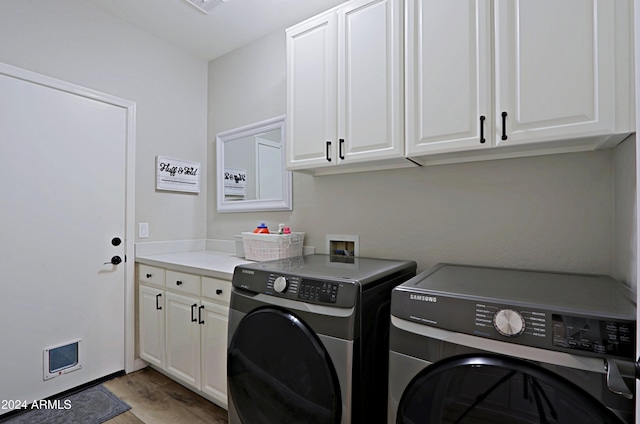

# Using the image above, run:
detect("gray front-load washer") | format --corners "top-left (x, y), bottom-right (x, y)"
top-left (228, 254), bottom-right (416, 424)
top-left (388, 263), bottom-right (636, 424)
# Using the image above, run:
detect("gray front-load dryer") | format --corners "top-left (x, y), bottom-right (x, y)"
top-left (388, 263), bottom-right (637, 424)
top-left (228, 254), bottom-right (416, 424)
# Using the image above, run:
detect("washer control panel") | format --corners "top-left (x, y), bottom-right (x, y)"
top-left (551, 314), bottom-right (634, 358)
top-left (392, 288), bottom-right (636, 360)
top-left (473, 302), bottom-right (547, 340)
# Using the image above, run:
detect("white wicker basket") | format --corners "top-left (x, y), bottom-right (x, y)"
top-left (241, 232), bottom-right (305, 261)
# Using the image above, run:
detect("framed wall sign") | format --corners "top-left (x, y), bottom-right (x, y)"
top-left (156, 156), bottom-right (201, 193)
top-left (224, 167), bottom-right (247, 198)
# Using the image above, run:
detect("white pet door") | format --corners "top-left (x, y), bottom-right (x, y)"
top-left (43, 340), bottom-right (82, 380)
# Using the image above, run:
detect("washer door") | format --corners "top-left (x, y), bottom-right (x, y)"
top-left (228, 307), bottom-right (342, 424)
top-left (397, 354), bottom-right (625, 424)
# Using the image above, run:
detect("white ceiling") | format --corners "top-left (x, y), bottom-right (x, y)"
top-left (84, 0), bottom-right (347, 61)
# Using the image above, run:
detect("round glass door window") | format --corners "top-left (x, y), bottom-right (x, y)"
top-left (397, 354), bottom-right (625, 424)
top-left (228, 307), bottom-right (341, 424)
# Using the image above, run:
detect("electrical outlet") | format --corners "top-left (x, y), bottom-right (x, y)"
top-left (326, 234), bottom-right (359, 256)
top-left (139, 222), bottom-right (149, 238)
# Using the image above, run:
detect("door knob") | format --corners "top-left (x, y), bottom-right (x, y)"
top-left (111, 237), bottom-right (122, 246)
top-left (104, 256), bottom-right (122, 265)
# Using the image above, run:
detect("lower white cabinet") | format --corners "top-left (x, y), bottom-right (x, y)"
top-left (165, 291), bottom-right (202, 389)
top-left (200, 299), bottom-right (229, 403)
top-left (138, 265), bottom-right (230, 409)
top-left (139, 284), bottom-right (165, 368)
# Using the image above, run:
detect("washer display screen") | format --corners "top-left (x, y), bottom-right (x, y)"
top-left (551, 314), bottom-right (635, 358)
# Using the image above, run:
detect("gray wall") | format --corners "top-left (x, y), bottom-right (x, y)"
top-left (0, 0), bottom-right (209, 242)
top-left (208, 26), bottom-right (636, 282)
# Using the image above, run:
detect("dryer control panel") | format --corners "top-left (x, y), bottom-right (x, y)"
top-left (265, 274), bottom-right (339, 304)
top-left (298, 279), bottom-right (339, 303)
top-left (233, 267), bottom-right (356, 308)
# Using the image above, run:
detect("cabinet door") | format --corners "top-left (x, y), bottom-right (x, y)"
top-left (338, 0), bottom-right (404, 162)
top-left (200, 300), bottom-right (229, 408)
top-left (139, 285), bottom-right (165, 368)
top-left (495, 0), bottom-right (616, 145)
top-left (286, 11), bottom-right (338, 170)
top-left (165, 292), bottom-right (201, 390)
top-left (405, 0), bottom-right (492, 155)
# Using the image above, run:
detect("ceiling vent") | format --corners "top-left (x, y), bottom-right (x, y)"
top-left (183, 0), bottom-right (230, 14)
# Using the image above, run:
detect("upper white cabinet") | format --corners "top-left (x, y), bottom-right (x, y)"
top-left (495, 0), bottom-right (633, 146)
top-left (286, 0), bottom-right (412, 175)
top-left (405, 0), bottom-right (493, 156)
top-left (406, 0), bottom-right (633, 162)
top-left (286, 10), bottom-right (337, 170)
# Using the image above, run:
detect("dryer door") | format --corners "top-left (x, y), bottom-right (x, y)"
top-left (228, 307), bottom-right (341, 424)
top-left (397, 354), bottom-right (626, 424)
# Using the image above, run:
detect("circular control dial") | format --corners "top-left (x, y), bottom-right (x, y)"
top-left (273, 276), bottom-right (288, 293)
top-left (493, 309), bottom-right (525, 337)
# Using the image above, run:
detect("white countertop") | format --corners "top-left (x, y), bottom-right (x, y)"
top-left (136, 250), bottom-right (253, 281)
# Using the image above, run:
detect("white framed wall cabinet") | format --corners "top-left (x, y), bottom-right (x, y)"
top-left (286, 0), bottom-right (411, 175)
top-left (406, 0), bottom-right (634, 161)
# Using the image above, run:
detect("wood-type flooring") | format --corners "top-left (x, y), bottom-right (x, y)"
top-left (103, 367), bottom-right (228, 424)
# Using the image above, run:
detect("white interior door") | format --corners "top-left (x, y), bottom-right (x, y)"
top-left (0, 67), bottom-right (129, 409)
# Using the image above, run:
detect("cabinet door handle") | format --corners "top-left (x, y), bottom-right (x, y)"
top-left (146, 273), bottom-right (152, 279)
top-left (326, 141), bottom-right (332, 162)
top-left (501, 111), bottom-right (508, 140)
top-left (191, 303), bottom-right (198, 322)
top-left (479, 116), bottom-right (486, 144)
top-left (176, 280), bottom-right (183, 286)
top-left (155, 293), bottom-right (162, 310)
top-left (198, 305), bottom-right (205, 325)
top-left (339, 138), bottom-right (345, 160)
top-left (216, 289), bottom-right (223, 295)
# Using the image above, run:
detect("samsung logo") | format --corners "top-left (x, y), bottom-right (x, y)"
top-left (241, 270), bottom-right (255, 275)
top-left (410, 294), bottom-right (437, 303)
